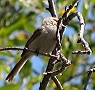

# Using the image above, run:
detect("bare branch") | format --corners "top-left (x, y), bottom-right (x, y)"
top-left (72, 12), bottom-right (92, 55)
top-left (46, 0), bottom-right (57, 17)
top-left (0, 47), bottom-right (57, 58)
top-left (2, 0), bottom-right (92, 90)
top-left (43, 55), bottom-right (71, 77)
top-left (56, 18), bottom-right (63, 51)
top-left (83, 67), bottom-right (95, 90)
top-left (39, 55), bottom-right (57, 90)
top-left (39, 17), bottom-right (63, 90)
top-left (39, 1), bottom-right (80, 89)
top-left (62, 12), bottom-right (92, 55)
top-left (64, 72), bottom-right (84, 83)
top-left (51, 76), bottom-right (63, 90)
top-left (39, 11), bottom-right (64, 90)
top-left (62, 0), bottom-right (79, 19)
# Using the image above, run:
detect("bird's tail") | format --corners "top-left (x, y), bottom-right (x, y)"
top-left (6, 57), bottom-right (27, 82)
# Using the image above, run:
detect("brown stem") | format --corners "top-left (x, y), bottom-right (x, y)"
top-left (72, 12), bottom-right (92, 55)
top-left (83, 67), bottom-right (95, 90)
top-left (39, 0), bottom-right (80, 90)
top-left (46, 0), bottom-right (57, 17)
top-left (51, 76), bottom-right (63, 90)
top-left (0, 47), bottom-right (57, 58)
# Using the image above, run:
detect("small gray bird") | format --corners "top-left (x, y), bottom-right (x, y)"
top-left (6, 17), bottom-right (62, 82)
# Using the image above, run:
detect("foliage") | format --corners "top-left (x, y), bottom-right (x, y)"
top-left (0, 0), bottom-right (95, 90)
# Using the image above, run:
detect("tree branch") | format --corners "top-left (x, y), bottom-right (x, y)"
top-left (0, 47), bottom-right (57, 58)
top-left (46, 0), bottom-right (57, 17)
top-left (83, 67), bottom-right (95, 90)
top-left (51, 76), bottom-right (63, 90)
top-left (72, 12), bottom-right (92, 55)
top-left (1, 0), bottom-right (92, 90)
top-left (39, 11), bottom-right (63, 90)
top-left (39, 17), bottom-right (63, 90)
top-left (62, 0), bottom-right (79, 19)
top-left (39, 1), bottom-right (79, 89)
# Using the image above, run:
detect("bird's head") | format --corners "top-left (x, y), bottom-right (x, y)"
top-left (42, 17), bottom-right (62, 31)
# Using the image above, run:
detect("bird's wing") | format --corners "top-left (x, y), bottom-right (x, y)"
top-left (21, 27), bottom-right (43, 57)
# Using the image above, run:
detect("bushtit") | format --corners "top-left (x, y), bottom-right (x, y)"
top-left (6, 17), bottom-right (62, 82)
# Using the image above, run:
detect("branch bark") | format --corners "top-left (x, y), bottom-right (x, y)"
top-left (72, 12), bottom-right (92, 55)
top-left (39, 0), bottom-right (79, 90)
top-left (46, 0), bottom-right (57, 17)
top-left (83, 67), bottom-right (95, 90)
top-left (51, 76), bottom-right (63, 90)
top-left (0, 47), bottom-right (57, 58)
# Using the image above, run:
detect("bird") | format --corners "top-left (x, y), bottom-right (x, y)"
top-left (6, 17), bottom-right (62, 82)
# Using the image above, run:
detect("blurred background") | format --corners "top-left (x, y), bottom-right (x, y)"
top-left (0, 0), bottom-right (95, 90)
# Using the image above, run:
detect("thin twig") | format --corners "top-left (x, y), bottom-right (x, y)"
top-left (43, 55), bottom-right (71, 77)
top-left (39, 55), bottom-right (57, 90)
top-left (56, 18), bottom-right (63, 51)
top-left (83, 67), bottom-right (95, 90)
top-left (72, 12), bottom-right (92, 55)
top-left (51, 76), bottom-right (63, 90)
top-left (62, 0), bottom-right (79, 19)
top-left (63, 72), bottom-right (84, 83)
top-left (46, 0), bottom-right (57, 17)
top-left (63, 12), bottom-right (77, 26)
top-left (0, 47), bottom-right (57, 58)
